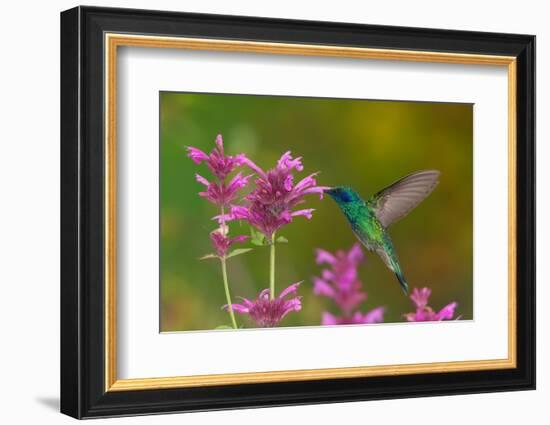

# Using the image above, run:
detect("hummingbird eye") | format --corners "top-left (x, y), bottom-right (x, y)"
top-left (339, 190), bottom-right (353, 203)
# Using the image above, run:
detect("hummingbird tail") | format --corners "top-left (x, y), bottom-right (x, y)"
top-left (375, 246), bottom-right (409, 295)
top-left (394, 270), bottom-right (409, 295)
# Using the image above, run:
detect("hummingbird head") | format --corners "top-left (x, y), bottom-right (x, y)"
top-left (325, 186), bottom-right (362, 206)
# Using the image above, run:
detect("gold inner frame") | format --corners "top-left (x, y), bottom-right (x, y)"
top-left (104, 33), bottom-right (517, 392)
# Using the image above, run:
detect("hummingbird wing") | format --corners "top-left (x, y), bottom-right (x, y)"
top-left (367, 170), bottom-right (440, 228)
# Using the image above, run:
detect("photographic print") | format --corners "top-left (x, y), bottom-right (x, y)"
top-left (160, 92), bottom-right (473, 332)
top-left (61, 8), bottom-right (535, 417)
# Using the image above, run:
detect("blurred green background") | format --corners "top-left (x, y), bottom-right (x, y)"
top-left (160, 91), bottom-right (473, 332)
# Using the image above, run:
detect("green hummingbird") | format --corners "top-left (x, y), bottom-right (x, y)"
top-left (326, 170), bottom-right (440, 295)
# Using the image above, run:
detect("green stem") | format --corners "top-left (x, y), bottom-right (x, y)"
top-left (221, 257), bottom-right (238, 329)
top-left (270, 233), bottom-right (276, 300)
top-left (219, 204), bottom-right (237, 329)
top-left (220, 205), bottom-right (226, 226)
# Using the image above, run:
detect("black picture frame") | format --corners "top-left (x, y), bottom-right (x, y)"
top-left (61, 5), bottom-right (535, 419)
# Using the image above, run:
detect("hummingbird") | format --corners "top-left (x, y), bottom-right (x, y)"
top-left (326, 170), bottom-right (440, 295)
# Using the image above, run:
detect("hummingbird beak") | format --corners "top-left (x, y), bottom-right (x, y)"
top-left (324, 187), bottom-right (337, 197)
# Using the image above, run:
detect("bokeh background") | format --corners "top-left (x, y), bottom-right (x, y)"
top-left (160, 92), bottom-right (473, 332)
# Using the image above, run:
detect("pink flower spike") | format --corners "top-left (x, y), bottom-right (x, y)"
top-left (226, 283), bottom-right (302, 328)
top-left (231, 150), bottom-right (326, 239)
top-left (410, 287), bottom-right (432, 309)
top-left (404, 287), bottom-right (458, 322)
top-left (312, 244), bottom-right (370, 313)
top-left (187, 134), bottom-right (247, 181)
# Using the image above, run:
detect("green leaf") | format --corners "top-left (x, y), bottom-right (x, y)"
top-left (214, 325), bottom-right (233, 330)
top-left (250, 227), bottom-right (266, 246)
top-left (199, 253), bottom-right (219, 260)
top-left (276, 236), bottom-right (288, 244)
top-left (226, 248), bottom-right (253, 259)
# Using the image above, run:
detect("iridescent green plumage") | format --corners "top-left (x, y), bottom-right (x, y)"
top-left (326, 170), bottom-right (440, 295)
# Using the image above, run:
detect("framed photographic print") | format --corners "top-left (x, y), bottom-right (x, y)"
top-left (60, 6), bottom-right (535, 419)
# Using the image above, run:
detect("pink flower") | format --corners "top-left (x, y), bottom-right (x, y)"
top-left (321, 307), bottom-right (385, 325)
top-left (187, 135), bottom-right (250, 207)
top-left (404, 287), bottom-right (458, 322)
top-left (410, 287), bottom-right (431, 309)
top-left (224, 151), bottom-right (329, 239)
top-left (313, 243), bottom-right (367, 314)
top-left (187, 134), bottom-right (246, 180)
top-left (226, 282), bottom-right (302, 327)
top-left (209, 226), bottom-right (248, 258)
top-left (195, 173), bottom-right (251, 206)
top-left (313, 244), bottom-right (385, 325)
